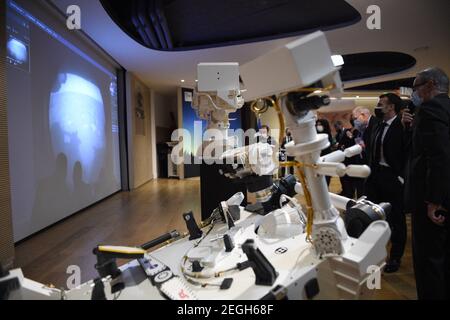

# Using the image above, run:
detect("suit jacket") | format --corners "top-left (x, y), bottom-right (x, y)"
top-left (363, 116), bottom-right (380, 164)
top-left (334, 129), bottom-right (345, 146)
top-left (338, 128), bottom-right (364, 165)
top-left (404, 93), bottom-right (450, 210)
top-left (368, 116), bottom-right (407, 178)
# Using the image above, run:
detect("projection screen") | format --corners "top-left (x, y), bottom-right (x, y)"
top-left (6, 0), bottom-right (121, 241)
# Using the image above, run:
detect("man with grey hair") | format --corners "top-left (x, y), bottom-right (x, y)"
top-left (353, 107), bottom-right (379, 160)
top-left (403, 67), bottom-right (450, 299)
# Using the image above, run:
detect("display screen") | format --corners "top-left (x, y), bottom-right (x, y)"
top-left (7, 0), bottom-right (121, 241)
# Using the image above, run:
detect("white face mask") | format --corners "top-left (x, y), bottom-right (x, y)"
top-left (411, 91), bottom-right (423, 107)
top-left (316, 125), bottom-right (324, 133)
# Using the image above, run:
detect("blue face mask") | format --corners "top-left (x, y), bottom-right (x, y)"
top-left (411, 91), bottom-right (423, 107)
top-left (354, 119), bottom-right (366, 132)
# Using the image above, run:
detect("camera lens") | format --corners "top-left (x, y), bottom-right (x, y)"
top-left (287, 93), bottom-right (331, 116)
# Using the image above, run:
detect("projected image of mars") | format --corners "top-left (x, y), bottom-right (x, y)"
top-left (7, 37), bottom-right (30, 71)
top-left (49, 73), bottom-right (106, 187)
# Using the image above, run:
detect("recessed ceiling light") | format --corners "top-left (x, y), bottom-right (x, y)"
top-left (181, 79), bottom-right (185, 83)
top-left (331, 55), bottom-right (344, 67)
top-left (356, 96), bottom-right (360, 98)
top-left (195, 79), bottom-right (198, 82)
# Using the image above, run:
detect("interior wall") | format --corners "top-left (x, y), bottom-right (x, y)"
top-left (0, 0), bottom-right (15, 269)
top-left (126, 73), bottom-right (154, 189)
top-left (352, 99), bottom-right (378, 110)
top-left (176, 87), bottom-right (185, 179)
top-left (153, 92), bottom-right (177, 179)
top-left (154, 93), bottom-right (177, 143)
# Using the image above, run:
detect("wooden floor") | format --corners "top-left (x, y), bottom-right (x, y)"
top-left (14, 177), bottom-right (417, 299)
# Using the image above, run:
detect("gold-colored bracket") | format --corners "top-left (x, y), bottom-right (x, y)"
top-left (249, 97), bottom-right (286, 146)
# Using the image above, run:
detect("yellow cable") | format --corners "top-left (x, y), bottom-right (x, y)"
top-left (279, 160), bottom-right (315, 241)
top-left (279, 161), bottom-right (317, 170)
top-left (272, 97), bottom-right (285, 146)
top-left (295, 166), bottom-right (314, 243)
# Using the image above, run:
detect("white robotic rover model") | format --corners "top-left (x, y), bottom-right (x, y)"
top-left (1, 31), bottom-right (391, 300)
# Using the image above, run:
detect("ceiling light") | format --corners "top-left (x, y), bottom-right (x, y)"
top-left (181, 79), bottom-right (185, 83)
top-left (331, 55), bottom-right (344, 67)
top-left (195, 79), bottom-right (198, 82)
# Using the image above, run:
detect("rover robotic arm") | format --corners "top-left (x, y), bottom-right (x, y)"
top-left (193, 62), bottom-right (283, 215)
top-left (192, 62), bottom-right (244, 133)
top-left (240, 31), bottom-right (389, 257)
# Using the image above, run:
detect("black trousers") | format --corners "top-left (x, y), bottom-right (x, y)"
top-left (365, 165), bottom-right (407, 261)
top-left (200, 163), bottom-right (247, 221)
top-left (281, 166), bottom-right (294, 177)
top-left (411, 203), bottom-right (450, 299)
top-left (340, 176), bottom-right (364, 199)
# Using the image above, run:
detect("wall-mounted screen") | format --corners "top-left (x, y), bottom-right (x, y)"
top-left (6, 0), bottom-right (121, 241)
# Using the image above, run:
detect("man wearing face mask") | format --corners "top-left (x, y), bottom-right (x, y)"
top-left (352, 107), bottom-right (367, 134)
top-left (403, 67), bottom-right (450, 300)
top-left (353, 107), bottom-right (379, 161)
top-left (336, 117), bottom-right (364, 198)
top-left (257, 125), bottom-right (274, 146)
top-left (366, 93), bottom-right (407, 273)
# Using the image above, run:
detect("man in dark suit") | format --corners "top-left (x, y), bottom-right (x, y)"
top-left (403, 67), bottom-right (450, 299)
top-left (361, 109), bottom-right (380, 163)
top-left (337, 120), bottom-right (365, 199)
top-left (280, 127), bottom-right (295, 176)
top-left (366, 93), bottom-right (407, 273)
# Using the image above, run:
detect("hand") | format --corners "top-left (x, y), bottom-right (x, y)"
top-left (346, 131), bottom-right (353, 139)
top-left (356, 139), bottom-right (365, 149)
top-left (401, 109), bottom-right (414, 128)
top-left (427, 203), bottom-right (446, 226)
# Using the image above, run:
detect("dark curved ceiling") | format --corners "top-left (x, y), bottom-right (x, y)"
top-left (340, 52), bottom-right (416, 82)
top-left (346, 77), bottom-right (416, 91)
top-left (100, 0), bottom-right (361, 51)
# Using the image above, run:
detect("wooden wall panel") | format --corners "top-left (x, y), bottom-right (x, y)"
top-left (0, 0), bottom-right (15, 269)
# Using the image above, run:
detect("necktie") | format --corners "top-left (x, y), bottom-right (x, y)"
top-left (373, 122), bottom-right (387, 165)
